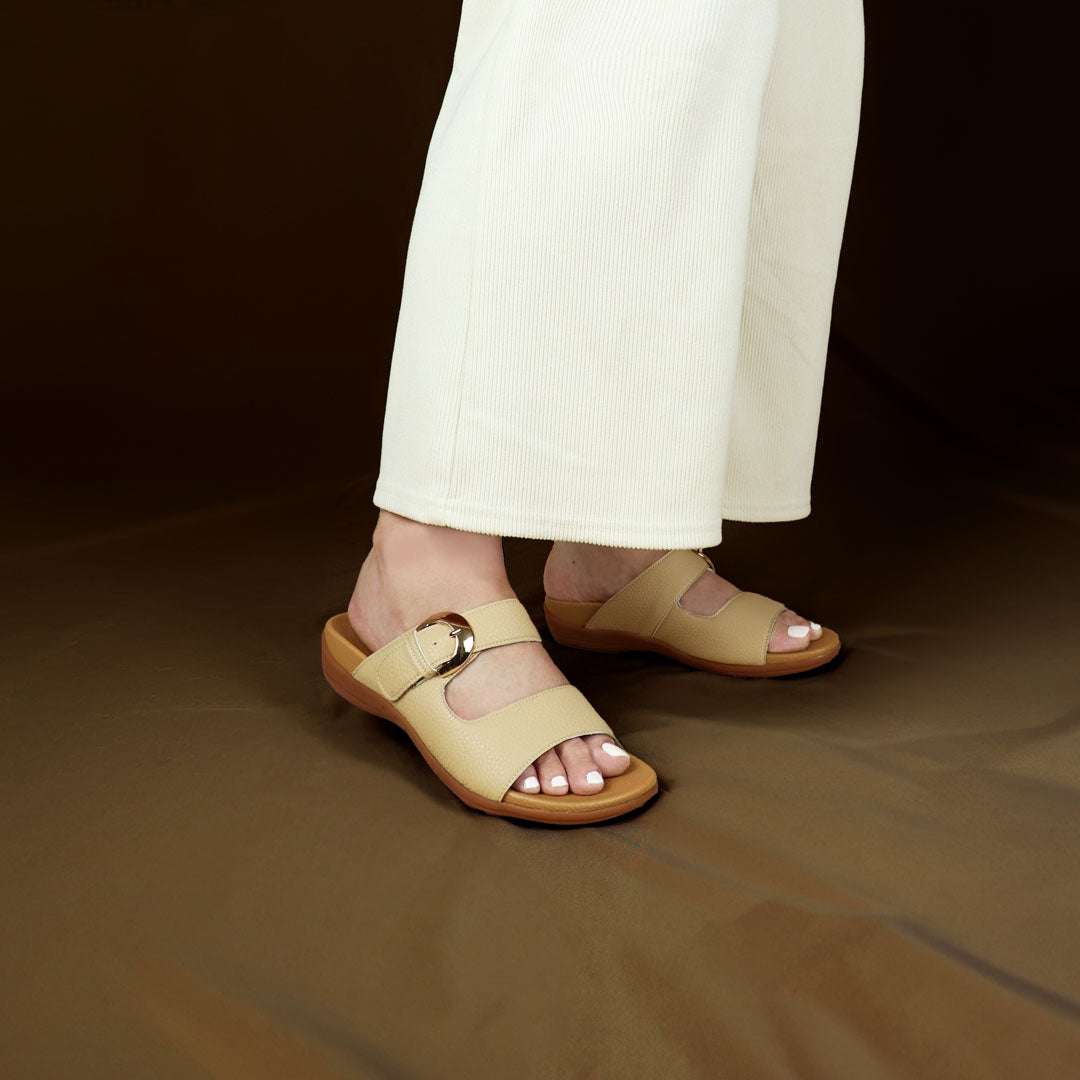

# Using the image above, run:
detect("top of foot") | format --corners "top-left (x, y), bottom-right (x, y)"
top-left (544, 544), bottom-right (822, 654)
top-left (348, 518), bottom-right (634, 797)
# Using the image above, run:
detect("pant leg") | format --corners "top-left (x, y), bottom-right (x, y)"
top-left (722, 0), bottom-right (865, 521)
top-left (373, 0), bottom-right (780, 548)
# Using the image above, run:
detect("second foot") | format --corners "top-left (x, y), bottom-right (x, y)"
top-left (543, 544), bottom-right (823, 654)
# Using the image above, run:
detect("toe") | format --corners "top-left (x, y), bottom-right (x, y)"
top-left (558, 737), bottom-right (606, 795)
top-left (583, 734), bottom-right (631, 778)
top-left (769, 610), bottom-right (814, 653)
top-left (512, 763), bottom-right (541, 794)
top-left (535, 748), bottom-right (569, 795)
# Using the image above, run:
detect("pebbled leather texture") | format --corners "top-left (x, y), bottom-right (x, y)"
top-left (354, 597), bottom-right (541, 702)
top-left (397, 679), bottom-right (613, 801)
top-left (584, 549), bottom-right (710, 635)
top-left (351, 598), bottom-right (613, 799)
top-left (584, 550), bottom-right (785, 665)
top-left (653, 589), bottom-right (786, 666)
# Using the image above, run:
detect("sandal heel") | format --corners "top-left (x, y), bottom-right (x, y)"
top-left (544, 601), bottom-right (636, 653)
top-left (321, 636), bottom-right (394, 720)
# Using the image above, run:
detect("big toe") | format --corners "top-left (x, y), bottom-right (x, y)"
top-left (584, 734), bottom-right (632, 777)
top-left (769, 609), bottom-right (822, 653)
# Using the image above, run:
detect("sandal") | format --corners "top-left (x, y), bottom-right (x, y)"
top-left (321, 598), bottom-right (659, 824)
top-left (543, 549), bottom-right (840, 677)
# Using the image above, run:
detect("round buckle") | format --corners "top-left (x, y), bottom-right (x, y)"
top-left (696, 548), bottom-right (715, 573)
top-left (414, 611), bottom-right (476, 677)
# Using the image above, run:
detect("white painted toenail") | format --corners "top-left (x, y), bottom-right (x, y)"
top-left (601, 743), bottom-right (629, 758)
top-left (810, 621), bottom-right (821, 631)
top-left (586, 771), bottom-right (603, 785)
top-left (522, 777), bottom-right (540, 792)
top-left (787, 625), bottom-right (810, 638)
top-left (551, 775), bottom-right (568, 788)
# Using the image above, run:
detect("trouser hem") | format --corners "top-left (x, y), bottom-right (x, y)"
top-left (721, 501), bottom-right (811, 523)
top-left (372, 482), bottom-right (726, 550)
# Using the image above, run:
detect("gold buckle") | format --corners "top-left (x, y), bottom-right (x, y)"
top-left (413, 611), bottom-right (476, 677)
top-left (695, 548), bottom-right (715, 573)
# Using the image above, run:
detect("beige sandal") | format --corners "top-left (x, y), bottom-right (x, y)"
top-left (321, 598), bottom-right (658, 824)
top-left (544, 549), bottom-right (840, 677)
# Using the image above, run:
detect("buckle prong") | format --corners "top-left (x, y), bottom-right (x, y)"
top-left (413, 611), bottom-right (476, 677)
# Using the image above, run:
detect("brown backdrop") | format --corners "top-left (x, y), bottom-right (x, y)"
top-left (3, 5), bottom-right (1077, 1078)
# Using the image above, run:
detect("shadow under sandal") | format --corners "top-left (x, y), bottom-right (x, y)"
top-left (544, 549), bottom-right (840, 677)
top-left (321, 598), bottom-right (659, 824)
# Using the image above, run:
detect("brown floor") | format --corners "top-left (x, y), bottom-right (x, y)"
top-left (3, 356), bottom-right (1079, 1079)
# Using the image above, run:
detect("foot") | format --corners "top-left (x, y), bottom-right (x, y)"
top-left (543, 544), bottom-right (823, 654)
top-left (347, 512), bottom-right (633, 796)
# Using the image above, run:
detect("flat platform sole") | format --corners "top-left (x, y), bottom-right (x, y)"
top-left (544, 602), bottom-right (840, 677)
top-left (321, 636), bottom-right (659, 825)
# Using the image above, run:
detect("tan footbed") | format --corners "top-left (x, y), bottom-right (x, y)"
top-left (543, 550), bottom-right (841, 677)
top-left (322, 611), bottom-right (658, 825)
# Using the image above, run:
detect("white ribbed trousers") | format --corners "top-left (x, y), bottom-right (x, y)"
top-left (373, 0), bottom-right (865, 548)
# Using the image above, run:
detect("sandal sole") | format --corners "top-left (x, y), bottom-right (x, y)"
top-left (544, 602), bottom-right (840, 677)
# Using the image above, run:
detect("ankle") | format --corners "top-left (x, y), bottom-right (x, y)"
top-left (369, 511), bottom-right (506, 582)
top-left (544, 541), bottom-right (667, 601)
top-left (351, 512), bottom-right (515, 644)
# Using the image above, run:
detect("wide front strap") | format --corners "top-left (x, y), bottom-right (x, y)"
top-left (653, 589), bottom-right (786, 666)
top-left (353, 597), bottom-right (541, 702)
top-left (403, 681), bottom-right (614, 801)
top-left (585, 549), bottom-right (712, 635)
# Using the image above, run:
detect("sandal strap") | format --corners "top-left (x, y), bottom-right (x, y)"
top-left (353, 597), bottom-right (541, 702)
top-left (584, 549), bottom-right (712, 635)
top-left (654, 589), bottom-right (786, 665)
top-left (405, 681), bottom-right (614, 801)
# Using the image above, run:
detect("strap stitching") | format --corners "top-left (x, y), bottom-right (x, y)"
top-left (657, 589), bottom-right (785, 665)
top-left (430, 683), bottom-right (613, 797)
top-left (583, 549), bottom-right (671, 630)
top-left (443, 681), bottom-right (573, 722)
top-left (483, 684), bottom-right (612, 793)
top-left (584, 550), bottom-right (712, 637)
top-left (475, 630), bottom-right (542, 650)
top-left (499, 726), bottom-right (612, 800)
top-left (377, 641), bottom-right (414, 700)
top-left (758, 602), bottom-right (786, 665)
top-left (652, 565), bottom-right (710, 638)
top-left (411, 628), bottom-right (441, 676)
top-left (373, 598), bottom-right (540, 700)
top-left (459, 597), bottom-right (525, 617)
top-left (722, 591), bottom-right (786, 665)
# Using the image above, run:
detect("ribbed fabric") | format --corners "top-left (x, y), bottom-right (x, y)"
top-left (724, 0), bottom-right (865, 520)
top-left (373, 0), bottom-right (864, 548)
